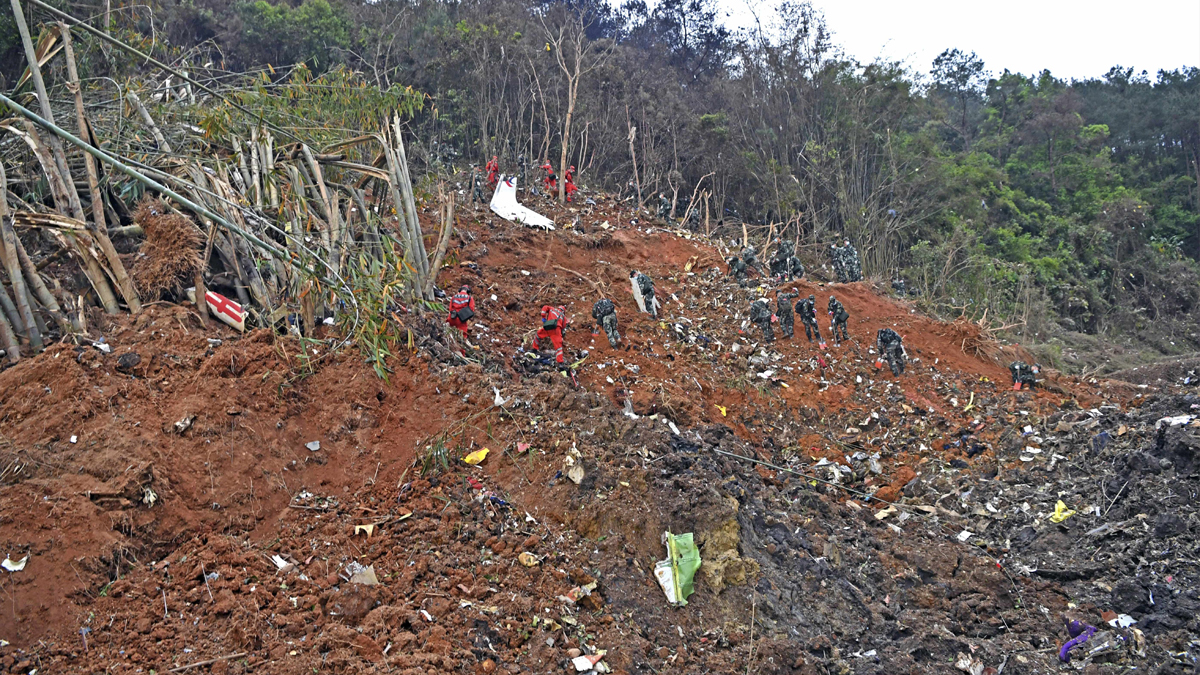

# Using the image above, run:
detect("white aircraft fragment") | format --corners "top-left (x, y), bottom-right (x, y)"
top-left (489, 176), bottom-right (555, 230)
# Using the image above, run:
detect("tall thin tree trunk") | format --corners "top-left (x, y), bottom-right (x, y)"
top-left (558, 73), bottom-right (577, 204)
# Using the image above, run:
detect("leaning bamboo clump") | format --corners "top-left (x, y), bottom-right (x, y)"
top-left (0, 0), bottom-right (454, 369)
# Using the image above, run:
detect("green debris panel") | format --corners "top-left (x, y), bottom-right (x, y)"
top-left (653, 531), bottom-right (702, 606)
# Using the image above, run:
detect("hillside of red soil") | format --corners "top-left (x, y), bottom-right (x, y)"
top-left (0, 190), bottom-right (1183, 675)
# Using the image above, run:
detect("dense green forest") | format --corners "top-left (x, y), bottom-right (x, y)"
top-left (2, 0), bottom-right (1198, 370)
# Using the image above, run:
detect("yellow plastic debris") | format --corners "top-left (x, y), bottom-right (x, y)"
top-left (1049, 500), bottom-right (1076, 523)
top-left (518, 552), bottom-right (540, 567)
top-left (463, 448), bottom-right (490, 465)
top-left (715, 405), bottom-right (727, 417)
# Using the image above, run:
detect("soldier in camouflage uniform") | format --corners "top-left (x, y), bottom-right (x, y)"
top-left (1008, 361), bottom-right (1040, 390)
top-left (843, 240), bottom-right (863, 282)
top-left (892, 276), bottom-right (907, 296)
top-left (658, 194), bottom-right (671, 220)
top-left (750, 298), bottom-right (774, 343)
top-left (728, 255), bottom-right (749, 287)
top-left (517, 154), bottom-right (528, 188)
top-left (828, 295), bottom-right (849, 345)
top-left (830, 243), bottom-right (848, 282)
top-left (592, 298), bottom-right (620, 347)
top-left (742, 245), bottom-right (760, 274)
top-left (788, 255), bottom-right (805, 281)
top-left (797, 294), bottom-right (821, 343)
top-left (876, 328), bottom-right (906, 376)
top-left (769, 245), bottom-right (790, 277)
top-left (776, 288), bottom-right (798, 339)
top-left (470, 166), bottom-right (486, 205)
top-left (632, 270), bottom-right (658, 318)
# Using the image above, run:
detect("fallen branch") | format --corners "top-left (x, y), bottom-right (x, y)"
top-left (553, 265), bottom-right (606, 298)
top-left (167, 652), bottom-right (247, 673)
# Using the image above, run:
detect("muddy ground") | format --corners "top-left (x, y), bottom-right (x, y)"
top-left (0, 190), bottom-right (1196, 673)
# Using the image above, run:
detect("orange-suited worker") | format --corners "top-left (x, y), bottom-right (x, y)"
top-left (447, 284), bottom-right (476, 337)
top-left (537, 304), bottom-right (569, 364)
top-left (485, 156), bottom-right (499, 188)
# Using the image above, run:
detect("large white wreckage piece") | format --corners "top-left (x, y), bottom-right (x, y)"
top-left (489, 175), bottom-right (555, 230)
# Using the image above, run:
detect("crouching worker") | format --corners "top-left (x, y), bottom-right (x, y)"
top-left (591, 298), bottom-right (620, 347)
top-left (447, 285), bottom-right (476, 337)
top-left (537, 304), bottom-right (569, 365)
top-left (1009, 361), bottom-right (1040, 390)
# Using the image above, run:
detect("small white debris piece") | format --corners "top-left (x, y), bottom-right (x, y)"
top-left (70, 435), bottom-right (78, 444)
top-left (956, 530), bottom-right (974, 542)
top-left (306, 441), bottom-right (321, 452)
top-left (2, 556), bottom-right (29, 572)
top-left (1109, 614), bottom-right (1137, 628)
top-left (567, 464), bottom-right (586, 485)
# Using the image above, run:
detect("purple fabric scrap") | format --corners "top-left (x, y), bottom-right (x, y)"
top-left (1059, 618), bottom-right (1097, 662)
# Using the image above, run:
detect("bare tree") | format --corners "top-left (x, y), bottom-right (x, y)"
top-left (543, 11), bottom-right (612, 203)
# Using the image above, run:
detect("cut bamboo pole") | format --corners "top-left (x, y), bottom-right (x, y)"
top-left (10, 0), bottom-right (83, 223)
top-left (61, 22), bottom-right (141, 315)
top-left (11, 232), bottom-right (71, 334)
top-left (0, 162), bottom-right (41, 350)
top-left (0, 278), bottom-right (26, 340)
top-left (0, 296), bottom-right (18, 363)
top-left (11, 121), bottom-right (119, 314)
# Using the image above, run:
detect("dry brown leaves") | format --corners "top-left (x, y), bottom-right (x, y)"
top-left (131, 198), bottom-right (203, 299)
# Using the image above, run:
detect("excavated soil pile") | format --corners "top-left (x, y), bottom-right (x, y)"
top-left (0, 191), bottom-right (1194, 674)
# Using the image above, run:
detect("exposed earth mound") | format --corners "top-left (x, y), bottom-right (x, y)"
top-left (0, 194), bottom-right (1196, 674)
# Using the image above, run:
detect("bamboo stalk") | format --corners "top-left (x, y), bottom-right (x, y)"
top-left (0, 294), bottom-right (18, 362)
top-left (61, 22), bottom-right (142, 315)
top-left (20, 282), bottom-right (48, 337)
top-left (9, 0), bottom-right (80, 223)
top-left (391, 117), bottom-right (429, 281)
top-left (0, 278), bottom-right (26, 340)
top-left (0, 161), bottom-right (43, 350)
top-left (424, 186), bottom-right (454, 297)
top-left (0, 92), bottom-right (302, 274)
top-left (126, 91), bottom-right (173, 154)
top-left (10, 231), bottom-right (71, 334)
top-left (11, 121), bottom-right (119, 314)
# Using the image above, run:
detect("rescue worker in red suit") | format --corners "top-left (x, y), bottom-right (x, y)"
top-left (447, 285), bottom-right (476, 337)
top-left (542, 163), bottom-right (557, 193)
top-left (536, 304), bottom-right (568, 364)
top-left (485, 156), bottom-right (499, 188)
top-left (564, 165), bottom-right (578, 202)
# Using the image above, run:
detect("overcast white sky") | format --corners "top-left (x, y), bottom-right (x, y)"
top-left (721, 0), bottom-right (1200, 81)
